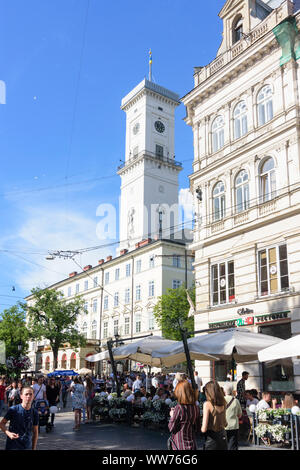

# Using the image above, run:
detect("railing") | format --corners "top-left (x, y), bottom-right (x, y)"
top-left (193, 0), bottom-right (294, 87)
top-left (200, 182), bottom-right (300, 239)
top-left (117, 150), bottom-right (182, 171)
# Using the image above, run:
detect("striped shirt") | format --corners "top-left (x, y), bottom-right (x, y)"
top-left (168, 404), bottom-right (201, 450)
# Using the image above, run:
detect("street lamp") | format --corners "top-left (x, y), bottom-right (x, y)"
top-left (17, 341), bottom-right (22, 379)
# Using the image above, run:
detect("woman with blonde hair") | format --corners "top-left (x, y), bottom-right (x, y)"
top-left (282, 393), bottom-right (297, 410)
top-left (201, 381), bottom-right (228, 450)
top-left (168, 380), bottom-right (200, 450)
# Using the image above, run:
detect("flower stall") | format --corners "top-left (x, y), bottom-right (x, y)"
top-left (91, 393), bottom-right (179, 428)
top-left (254, 408), bottom-right (300, 447)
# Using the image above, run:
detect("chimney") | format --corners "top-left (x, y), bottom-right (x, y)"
top-left (120, 249), bottom-right (128, 255)
top-left (106, 255), bottom-right (112, 262)
top-left (98, 259), bottom-right (104, 265)
top-left (138, 238), bottom-right (152, 248)
top-left (83, 265), bottom-right (92, 271)
top-left (69, 271), bottom-right (77, 278)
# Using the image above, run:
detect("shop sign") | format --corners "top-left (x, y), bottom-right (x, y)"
top-left (209, 317), bottom-right (254, 329)
top-left (255, 311), bottom-right (289, 323)
top-left (237, 308), bottom-right (254, 315)
top-left (209, 311), bottom-right (290, 329)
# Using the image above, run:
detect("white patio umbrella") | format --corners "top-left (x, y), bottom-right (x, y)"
top-left (152, 328), bottom-right (282, 363)
top-left (258, 334), bottom-right (300, 362)
top-left (39, 368), bottom-right (52, 375)
top-left (85, 335), bottom-right (218, 367)
top-left (77, 368), bottom-right (93, 375)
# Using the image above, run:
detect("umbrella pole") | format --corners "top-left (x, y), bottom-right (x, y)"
top-left (180, 326), bottom-right (197, 391)
top-left (107, 339), bottom-right (121, 398)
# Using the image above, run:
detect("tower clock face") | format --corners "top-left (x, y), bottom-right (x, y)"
top-left (154, 120), bottom-right (165, 133)
top-left (133, 122), bottom-right (140, 135)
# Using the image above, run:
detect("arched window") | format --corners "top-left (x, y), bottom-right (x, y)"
top-left (70, 352), bottom-right (76, 370)
top-left (213, 181), bottom-right (226, 221)
top-left (61, 353), bottom-right (67, 369)
top-left (212, 116), bottom-right (225, 153)
top-left (259, 157), bottom-right (276, 203)
top-left (234, 101), bottom-right (248, 139)
top-left (233, 16), bottom-right (243, 44)
top-left (82, 322), bottom-right (88, 339)
top-left (235, 170), bottom-right (249, 213)
top-left (257, 85), bottom-right (273, 126)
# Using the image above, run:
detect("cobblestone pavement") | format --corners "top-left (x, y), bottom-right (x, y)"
top-left (0, 403), bottom-right (287, 451)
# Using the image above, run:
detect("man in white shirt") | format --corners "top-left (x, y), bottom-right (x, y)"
top-left (32, 377), bottom-right (46, 402)
top-left (257, 392), bottom-right (275, 411)
top-left (132, 375), bottom-right (142, 392)
top-left (151, 374), bottom-right (159, 389)
top-left (194, 371), bottom-right (203, 392)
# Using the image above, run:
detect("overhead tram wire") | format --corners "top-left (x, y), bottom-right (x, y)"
top-left (1, 158), bottom-right (193, 198)
top-left (71, 257), bottom-right (132, 315)
top-left (44, 178), bottom-right (300, 258)
top-left (2, 179), bottom-right (299, 259)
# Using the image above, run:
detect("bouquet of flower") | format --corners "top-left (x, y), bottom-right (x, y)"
top-left (6, 355), bottom-right (31, 371)
top-left (255, 422), bottom-right (289, 442)
top-left (109, 397), bottom-right (127, 408)
top-left (92, 406), bottom-right (109, 417)
top-left (142, 411), bottom-right (166, 423)
top-left (109, 408), bottom-right (127, 420)
top-left (152, 399), bottom-right (165, 412)
top-left (166, 400), bottom-right (177, 408)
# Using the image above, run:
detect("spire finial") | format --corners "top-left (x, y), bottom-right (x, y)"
top-left (149, 49), bottom-right (152, 81)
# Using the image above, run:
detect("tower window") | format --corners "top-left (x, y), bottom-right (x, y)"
top-left (233, 17), bottom-right (243, 44)
top-left (158, 107), bottom-right (163, 111)
top-left (156, 144), bottom-right (164, 159)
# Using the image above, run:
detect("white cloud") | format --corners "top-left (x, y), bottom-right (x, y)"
top-left (1, 204), bottom-right (116, 294)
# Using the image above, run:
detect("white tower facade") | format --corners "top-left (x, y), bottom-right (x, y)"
top-left (118, 79), bottom-right (182, 252)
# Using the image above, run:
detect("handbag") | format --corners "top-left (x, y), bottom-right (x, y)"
top-left (167, 435), bottom-right (178, 450)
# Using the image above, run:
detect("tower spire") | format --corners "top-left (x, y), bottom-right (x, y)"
top-left (149, 49), bottom-right (152, 82)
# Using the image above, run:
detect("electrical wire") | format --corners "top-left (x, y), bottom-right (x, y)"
top-left (1, 157), bottom-right (193, 198)
top-left (71, 258), bottom-right (132, 314)
top-left (1, 177), bottom-right (299, 259)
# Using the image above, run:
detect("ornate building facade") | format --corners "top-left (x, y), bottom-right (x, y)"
top-left (183, 0), bottom-right (300, 392)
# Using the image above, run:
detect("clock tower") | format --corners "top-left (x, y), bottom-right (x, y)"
top-left (118, 78), bottom-right (182, 253)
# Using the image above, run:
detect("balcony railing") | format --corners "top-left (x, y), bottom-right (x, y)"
top-left (117, 150), bottom-right (182, 171)
top-left (193, 0), bottom-right (294, 87)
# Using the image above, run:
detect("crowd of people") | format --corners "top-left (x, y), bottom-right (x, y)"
top-left (0, 369), bottom-right (299, 450)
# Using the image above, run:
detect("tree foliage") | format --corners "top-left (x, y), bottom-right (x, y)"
top-left (0, 305), bottom-right (29, 359)
top-left (21, 287), bottom-right (87, 369)
top-left (153, 285), bottom-right (195, 341)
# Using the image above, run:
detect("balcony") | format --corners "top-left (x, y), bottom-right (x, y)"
top-left (117, 150), bottom-right (182, 173)
top-left (199, 184), bottom-right (300, 241)
top-left (193, 0), bottom-right (293, 87)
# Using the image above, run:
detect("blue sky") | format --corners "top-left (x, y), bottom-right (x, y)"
top-left (0, 0), bottom-right (225, 310)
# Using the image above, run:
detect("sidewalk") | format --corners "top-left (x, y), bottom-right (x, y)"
top-left (0, 403), bottom-right (288, 451)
